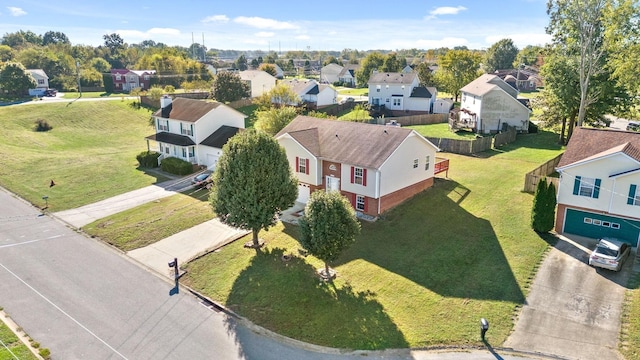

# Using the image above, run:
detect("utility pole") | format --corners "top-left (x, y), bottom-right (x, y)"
top-left (75, 60), bottom-right (82, 97)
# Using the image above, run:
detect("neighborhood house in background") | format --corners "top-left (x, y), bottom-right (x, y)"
top-left (555, 127), bottom-right (640, 247)
top-left (110, 69), bottom-right (156, 92)
top-left (276, 116), bottom-right (449, 217)
top-left (145, 96), bottom-right (246, 170)
top-left (279, 79), bottom-right (337, 108)
top-left (454, 74), bottom-right (531, 134)
top-left (367, 72), bottom-right (437, 117)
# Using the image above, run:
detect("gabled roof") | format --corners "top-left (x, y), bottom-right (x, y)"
top-left (200, 125), bottom-right (242, 148)
top-left (239, 70), bottom-right (274, 81)
top-left (338, 64), bottom-right (359, 77)
top-left (368, 72), bottom-right (417, 85)
top-left (410, 86), bottom-right (433, 98)
top-left (460, 74), bottom-right (518, 98)
top-left (27, 69), bottom-right (48, 79)
top-left (281, 79), bottom-right (317, 96)
top-left (145, 132), bottom-right (195, 146)
top-left (153, 98), bottom-right (223, 122)
top-left (276, 116), bottom-right (436, 169)
top-left (131, 70), bottom-right (156, 76)
top-left (557, 127), bottom-right (640, 168)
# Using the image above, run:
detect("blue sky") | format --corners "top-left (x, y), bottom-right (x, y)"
top-left (1, 0), bottom-right (551, 51)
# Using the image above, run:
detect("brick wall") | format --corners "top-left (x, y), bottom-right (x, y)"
top-left (379, 177), bottom-right (434, 214)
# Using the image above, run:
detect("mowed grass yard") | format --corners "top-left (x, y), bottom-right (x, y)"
top-left (0, 101), bottom-right (165, 212)
top-left (180, 130), bottom-right (564, 350)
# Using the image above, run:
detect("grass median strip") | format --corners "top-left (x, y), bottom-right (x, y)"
top-left (83, 189), bottom-right (214, 251)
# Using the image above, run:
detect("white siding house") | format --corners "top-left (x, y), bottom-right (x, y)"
top-left (367, 72), bottom-right (435, 114)
top-left (555, 127), bottom-right (640, 246)
top-left (239, 70), bottom-right (276, 98)
top-left (146, 97), bottom-right (246, 170)
top-left (458, 74), bottom-right (531, 134)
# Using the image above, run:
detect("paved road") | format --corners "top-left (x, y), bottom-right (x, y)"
top-left (0, 187), bottom-right (552, 359)
top-left (504, 234), bottom-right (630, 360)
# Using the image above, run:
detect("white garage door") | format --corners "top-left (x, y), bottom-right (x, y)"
top-left (206, 154), bottom-right (219, 170)
top-left (297, 184), bottom-right (310, 203)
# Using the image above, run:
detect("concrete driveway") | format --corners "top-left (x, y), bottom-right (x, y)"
top-left (504, 234), bottom-right (633, 360)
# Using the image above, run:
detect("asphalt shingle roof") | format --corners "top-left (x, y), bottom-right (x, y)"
top-left (557, 127), bottom-right (640, 168)
top-left (153, 98), bottom-right (222, 122)
top-left (200, 125), bottom-right (242, 148)
top-left (276, 116), bottom-right (430, 169)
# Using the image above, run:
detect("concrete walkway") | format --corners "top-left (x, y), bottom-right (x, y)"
top-left (128, 218), bottom-right (248, 276)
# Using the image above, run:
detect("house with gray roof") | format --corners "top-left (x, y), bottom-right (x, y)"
top-left (280, 79), bottom-right (337, 108)
top-left (145, 97), bottom-right (245, 170)
top-left (320, 63), bottom-right (343, 84)
top-left (367, 72), bottom-right (436, 116)
top-left (555, 127), bottom-right (640, 246)
top-left (276, 116), bottom-right (445, 217)
top-left (457, 74), bottom-right (531, 134)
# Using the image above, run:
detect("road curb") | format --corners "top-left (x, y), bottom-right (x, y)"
top-left (0, 309), bottom-right (46, 360)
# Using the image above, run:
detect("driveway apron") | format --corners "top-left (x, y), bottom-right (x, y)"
top-left (504, 234), bottom-right (631, 360)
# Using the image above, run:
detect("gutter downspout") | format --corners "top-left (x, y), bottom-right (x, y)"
top-left (376, 170), bottom-right (381, 215)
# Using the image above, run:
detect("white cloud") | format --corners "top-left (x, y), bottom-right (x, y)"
top-left (234, 16), bottom-right (298, 30)
top-left (202, 15), bottom-right (229, 23)
top-left (426, 6), bottom-right (467, 20)
top-left (255, 31), bottom-right (274, 38)
top-left (116, 28), bottom-right (181, 41)
top-left (8, 7), bottom-right (27, 16)
top-left (295, 35), bottom-right (310, 40)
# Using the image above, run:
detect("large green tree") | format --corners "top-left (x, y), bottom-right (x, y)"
top-left (604, 0), bottom-right (640, 97)
top-left (435, 49), bottom-right (482, 102)
top-left (298, 191), bottom-right (361, 279)
top-left (211, 71), bottom-right (250, 103)
top-left (483, 38), bottom-right (519, 73)
top-left (255, 106), bottom-right (298, 136)
top-left (531, 178), bottom-right (557, 233)
top-left (355, 52), bottom-right (384, 88)
top-left (547, 0), bottom-right (608, 127)
top-left (253, 83), bottom-right (300, 110)
top-left (513, 45), bottom-right (544, 68)
top-left (415, 62), bottom-right (436, 87)
top-left (210, 129), bottom-right (298, 248)
top-left (42, 31), bottom-right (70, 46)
top-left (0, 62), bottom-right (37, 97)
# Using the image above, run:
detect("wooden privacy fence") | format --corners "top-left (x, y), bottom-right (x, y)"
top-left (494, 126), bottom-right (517, 147)
top-left (523, 153), bottom-right (563, 193)
top-left (426, 136), bottom-right (493, 155)
top-left (383, 113), bottom-right (448, 126)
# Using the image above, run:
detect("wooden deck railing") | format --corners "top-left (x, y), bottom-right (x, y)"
top-left (434, 157), bottom-right (449, 177)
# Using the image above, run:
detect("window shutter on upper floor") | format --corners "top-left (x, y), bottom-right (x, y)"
top-left (573, 176), bottom-right (581, 195)
top-left (295, 157), bottom-right (299, 172)
top-left (350, 166), bottom-right (355, 183)
top-left (305, 159), bottom-right (309, 175)
top-left (628, 184), bottom-right (637, 205)
top-left (363, 168), bottom-right (367, 186)
top-left (593, 178), bottom-right (601, 199)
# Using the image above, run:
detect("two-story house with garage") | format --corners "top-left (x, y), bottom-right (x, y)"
top-left (145, 96), bottom-right (246, 170)
top-left (276, 116), bottom-right (448, 217)
top-left (555, 127), bottom-right (640, 246)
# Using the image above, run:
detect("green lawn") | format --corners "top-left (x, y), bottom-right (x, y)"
top-left (0, 318), bottom-right (39, 360)
top-left (181, 130), bottom-right (564, 350)
top-left (338, 106), bottom-right (371, 121)
top-left (335, 87), bottom-right (368, 96)
top-left (621, 273), bottom-right (640, 358)
top-left (84, 190), bottom-right (215, 251)
top-left (61, 92), bottom-right (126, 99)
top-left (408, 123), bottom-right (482, 139)
top-left (237, 104), bottom-right (259, 128)
top-left (0, 101), bottom-right (167, 211)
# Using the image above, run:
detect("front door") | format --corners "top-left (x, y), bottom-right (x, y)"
top-left (326, 176), bottom-right (340, 192)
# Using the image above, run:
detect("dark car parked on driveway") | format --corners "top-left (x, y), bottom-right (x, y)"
top-left (191, 171), bottom-right (212, 189)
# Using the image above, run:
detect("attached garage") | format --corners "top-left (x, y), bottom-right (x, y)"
top-left (296, 184), bottom-right (310, 203)
top-left (206, 154), bottom-right (219, 170)
top-left (562, 208), bottom-right (640, 246)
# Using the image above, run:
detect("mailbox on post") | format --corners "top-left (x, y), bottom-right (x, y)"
top-left (480, 318), bottom-right (489, 341)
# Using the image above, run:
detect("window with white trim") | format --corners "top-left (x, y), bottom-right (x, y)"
top-left (356, 195), bottom-right (365, 211)
top-left (573, 176), bottom-right (600, 198)
top-left (157, 119), bottom-right (169, 131)
top-left (413, 159), bottom-right (419, 169)
top-left (393, 98), bottom-right (401, 106)
top-left (628, 184), bottom-right (640, 206)
top-left (425, 155), bottom-right (430, 170)
top-left (298, 157), bottom-right (307, 174)
top-left (354, 167), bottom-right (364, 185)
